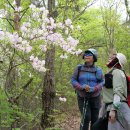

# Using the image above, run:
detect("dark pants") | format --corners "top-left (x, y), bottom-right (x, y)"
top-left (77, 95), bottom-right (101, 130)
top-left (92, 116), bottom-right (108, 130)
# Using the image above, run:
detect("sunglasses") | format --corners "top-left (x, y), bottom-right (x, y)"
top-left (84, 53), bottom-right (93, 57)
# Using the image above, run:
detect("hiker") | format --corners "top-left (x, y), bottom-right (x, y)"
top-left (92, 52), bottom-right (130, 130)
top-left (71, 48), bottom-right (104, 130)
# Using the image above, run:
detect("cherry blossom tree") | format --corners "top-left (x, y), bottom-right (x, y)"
top-left (0, 0), bottom-right (82, 129)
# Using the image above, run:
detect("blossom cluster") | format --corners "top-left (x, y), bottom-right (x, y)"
top-left (7, 32), bottom-right (32, 53)
top-left (0, 4), bottom-right (82, 72)
top-left (30, 55), bottom-right (46, 72)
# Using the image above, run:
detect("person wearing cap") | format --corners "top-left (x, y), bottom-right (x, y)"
top-left (94, 52), bottom-right (130, 130)
top-left (71, 48), bottom-right (104, 130)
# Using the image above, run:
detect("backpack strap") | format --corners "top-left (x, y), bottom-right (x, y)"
top-left (77, 65), bottom-right (82, 81)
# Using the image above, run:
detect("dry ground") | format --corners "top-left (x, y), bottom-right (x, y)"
top-left (60, 114), bottom-right (80, 130)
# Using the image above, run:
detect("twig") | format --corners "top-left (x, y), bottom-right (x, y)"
top-left (0, 17), bottom-right (14, 22)
top-left (19, 7), bottom-right (29, 21)
top-left (72, 0), bottom-right (97, 21)
top-left (7, 78), bottom-right (33, 104)
top-left (42, 0), bottom-right (46, 8)
top-left (6, 0), bottom-right (15, 10)
top-left (6, 19), bottom-right (15, 30)
top-left (22, 78), bottom-right (33, 89)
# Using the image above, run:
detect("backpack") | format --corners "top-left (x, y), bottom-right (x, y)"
top-left (104, 69), bottom-right (130, 107)
top-left (104, 69), bottom-right (113, 89)
top-left (126, 76), bottom-right (130, 107)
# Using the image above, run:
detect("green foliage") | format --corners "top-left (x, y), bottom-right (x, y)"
top-left (76, 9), bottom-right (104, 47)
top-left (0, 0), bottom-right (130, 129)
top-left (12, 128), bottom-right (20, 130)
top-left (0, 88), bottom-right (14, 127)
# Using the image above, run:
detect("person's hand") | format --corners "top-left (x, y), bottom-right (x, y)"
top-left (84, 85), bottom-right (90, 92)
top-left (84, 86), bottom-right (94, 92)
top-left (113, 102), bottom-right (121, 109)
top-left (109, 110), bottom-right (116, 123)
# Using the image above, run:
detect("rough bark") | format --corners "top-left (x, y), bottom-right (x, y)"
top-left (41, 0), bottom-right (56, 129)
top-left (41, 46), bottom-right (56, 129)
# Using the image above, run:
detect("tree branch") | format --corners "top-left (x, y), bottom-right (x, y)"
top-left (8, 78), bottom-right (33, 104)
top-left (42, 0), bottom-right (46, 8)
top-left (6, 19), bottom-right (15, 30)
top-left (0, 17), bottom-right (14, 22)
top-left (22, 78), bottom-right (33, 89)
top-left (19, 7), bottom-right (29, 21)
top-left (73, 0), bottom-right (96, 21)
top-left (6, 0), bottom-right (15, 10)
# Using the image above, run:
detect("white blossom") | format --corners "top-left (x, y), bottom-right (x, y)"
top-left (30, 55), bottom-right (46, 72)
top-left (65, 19), bottom-right (72, 26)
top-left (0, 31), bottom-right (5, 40)
top-left (60, 54), bottom-right (68, 59)
top-left (0, 9), bottom-right (7, 18)
top-left (75, 49), bottom-right (83, 55)
top-left (29, 4), bottom-right (36, 9)
top-left (67, 36), bottom-right (79, 47)
top-left (30, 55), bottom-right (35, 61)
top-left (0, 4), bottom-right (82, 73)
top-left (12, 0), bottom-right (16, 5)
top-left (57, 22), bottom-right (64, 29)
top-left (40, 45), bottom-right (47, 52)
top-left (59, 97), bottom-right (67, 102)
top-left (65, 28), bottom-right (69, 34)
top-left (77, 25), bottom-right (81, 30)
top-left (29, 73), bottom-right (32, 77)
top-left (15, 7), bottom-right (22, 12)
top-left (40, 7), bottom-right (46, 12)
top-left (70, 25), bottom-right (74, 30)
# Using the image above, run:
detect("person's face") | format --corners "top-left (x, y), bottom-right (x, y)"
top-left (84, 53), bottom-right (94, 63)
top-left (108, 53), bottom-right (117, 63)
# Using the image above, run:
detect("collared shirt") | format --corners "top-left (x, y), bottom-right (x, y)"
top-left (103, 68), bottom-right (127, 104)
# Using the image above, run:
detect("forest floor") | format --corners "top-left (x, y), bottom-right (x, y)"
top-left (57, 107), bottom-right (81, 130)
top-left (58, 107), bottom-right (91, 130)
top-left (61, 113), bottom-right (80, 130)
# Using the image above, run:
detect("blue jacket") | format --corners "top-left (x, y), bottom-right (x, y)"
top-left (71, 64), bottom-right (104, 97)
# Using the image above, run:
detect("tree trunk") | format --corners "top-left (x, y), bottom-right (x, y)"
top-left (41, 0), bottom-right (56, 129)
top-left (124, 0), bottom-right (130, 20)
top-left (5, 0), bottom-right (21, 92)
top-left (10, 0), bottom-right (21, 129)
top-left (14, 0), bottom-right (21, 31)
top-left (41, 46), bottom-right (56, 129)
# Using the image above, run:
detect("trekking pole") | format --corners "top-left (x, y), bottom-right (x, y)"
top-left (80, 98), bottom-right (88, 130)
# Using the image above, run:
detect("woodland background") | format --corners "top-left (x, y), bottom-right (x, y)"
top-left (0, 0), bottom-right (130, 130)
